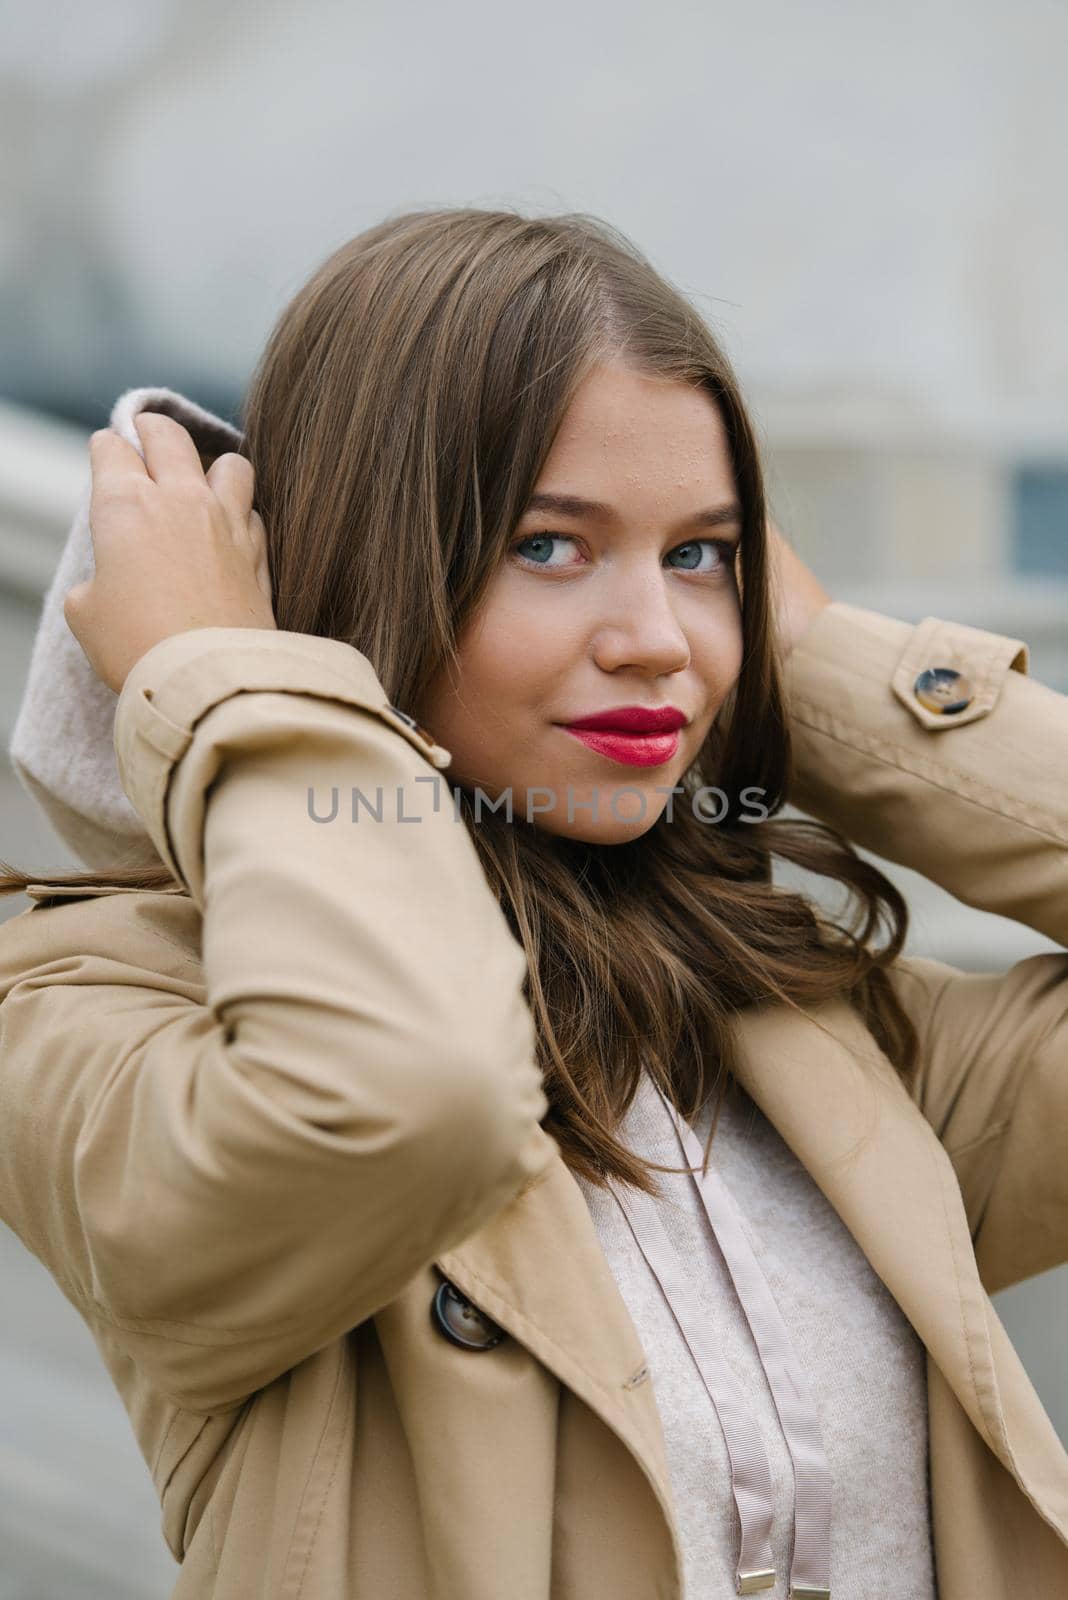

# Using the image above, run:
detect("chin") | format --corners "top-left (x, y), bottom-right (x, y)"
top-left (527, 802), bottom-right (666, 846)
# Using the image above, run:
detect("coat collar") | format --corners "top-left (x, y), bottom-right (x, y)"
top-left (438, 996), bottom-right (1068, 1544)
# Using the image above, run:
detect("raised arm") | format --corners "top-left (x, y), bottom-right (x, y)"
top-left (781, 600), bottom-right (1068, 1290)
top-left (0, 625), bottom-right (556, 1413)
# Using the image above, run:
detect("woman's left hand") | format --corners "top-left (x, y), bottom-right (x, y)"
top-left (765, 519), bottom-right (833, 659)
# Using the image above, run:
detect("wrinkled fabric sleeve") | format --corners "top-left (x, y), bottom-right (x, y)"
top-left (0, 627), bottom-right (556, 1412)
top-left (782, 601), bottom-right (1068, 1292)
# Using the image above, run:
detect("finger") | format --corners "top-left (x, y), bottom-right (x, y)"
top-left (89, 426), bottom-right (151, 482)
top-left (133, 410), bottom-right (209, 486)
top-left (240, 508), bottom-right (272, 599)
top-left (205, 451), bottom-right (256, 522)
top-left (63, 579), bottom-right (91, 616)
top-left (62, 580), bottom-right (95, 639)
top-left (247, 507), bottom-right (268, 551)
top-left (245, 508), bottom-right (272, 590)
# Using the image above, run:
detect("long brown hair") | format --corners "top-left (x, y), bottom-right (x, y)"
top-left (1, 206), bottom-right (916, 1193)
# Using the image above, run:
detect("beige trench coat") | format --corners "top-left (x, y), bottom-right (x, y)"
top-left (1, 600), bottom-right (1067, 1599)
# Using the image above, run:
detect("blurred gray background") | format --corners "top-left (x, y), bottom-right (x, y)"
top-left (1, 0), bottom-right (1066, 1594)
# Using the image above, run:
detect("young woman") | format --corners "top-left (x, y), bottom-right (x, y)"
top-left (1, 207), bottom-right (1066, 1600)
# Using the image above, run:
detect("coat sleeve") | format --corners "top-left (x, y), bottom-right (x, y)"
top-left (781, 601), bottom-right (1068, 1293)
top-left (0, 627), bottom-right (556, 1414)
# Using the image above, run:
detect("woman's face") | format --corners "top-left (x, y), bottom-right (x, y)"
top-left (417, 359), bottom-right (745, 845)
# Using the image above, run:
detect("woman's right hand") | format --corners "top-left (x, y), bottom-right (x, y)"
top-left (64, 411), bottom-right (276, 696)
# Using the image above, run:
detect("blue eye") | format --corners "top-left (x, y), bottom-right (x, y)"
top-left (513, 533), bottom-right (569, 566)
top-left (666, 540), bottom-right (735, 573)
top-left (509, 533), bottom-right (736, 574)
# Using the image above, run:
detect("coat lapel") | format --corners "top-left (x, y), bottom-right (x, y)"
top-left (438, 996), bottom-right (1068, 1543)
top-left (728, 996), bottom-right (1068, 1539)
top-left (436, 1138), bottom-right (681, 1546)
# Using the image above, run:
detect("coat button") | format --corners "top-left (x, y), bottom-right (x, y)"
top-left (913, 667), bottom-right (974, 715)
top-left (431, 1280), bottom-right (507, 1350)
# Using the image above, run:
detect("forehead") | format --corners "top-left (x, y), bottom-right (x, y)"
top-left (537, 361), bottom-right (734, 498)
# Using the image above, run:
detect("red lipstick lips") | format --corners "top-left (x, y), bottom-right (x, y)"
top-left (559, 705), bottom-right (688, 767)
top-left (564, 705), bottom-right (688, 734)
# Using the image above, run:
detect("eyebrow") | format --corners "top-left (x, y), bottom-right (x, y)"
top-left (522, 491), bottom-right (743, 531)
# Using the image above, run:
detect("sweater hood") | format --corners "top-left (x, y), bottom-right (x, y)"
top-left (8, 386), bottom-right (244, 870)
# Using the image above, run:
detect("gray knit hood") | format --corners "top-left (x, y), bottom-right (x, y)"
top-left (8, 386), bottom-right (244, 870)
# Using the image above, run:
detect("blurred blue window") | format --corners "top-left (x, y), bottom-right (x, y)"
top-left (1012, 465), bottom-right (1068, 575)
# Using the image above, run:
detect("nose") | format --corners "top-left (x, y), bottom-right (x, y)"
top-left (590, 563), bottom-right (692, 676)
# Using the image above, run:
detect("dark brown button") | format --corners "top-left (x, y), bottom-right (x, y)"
top-left (913, 667), bottom-right (974, 715)
top-left (431, 1280), bottom-right (506, 1351)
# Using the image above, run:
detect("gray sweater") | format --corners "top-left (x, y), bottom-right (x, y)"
top-left (575, 1070), bottom-right (938, 1599)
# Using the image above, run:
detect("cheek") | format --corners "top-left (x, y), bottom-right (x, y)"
top-left (700, 609), bottom-right (744, 692)
top-left (423, 613), bottom-right (550, 756)
top-left (728, 621), bottom-right (745, 681)
top-left (457, 623), bottom-right (533, 712)
top-left (457, 587), bottom-right (576, 710)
